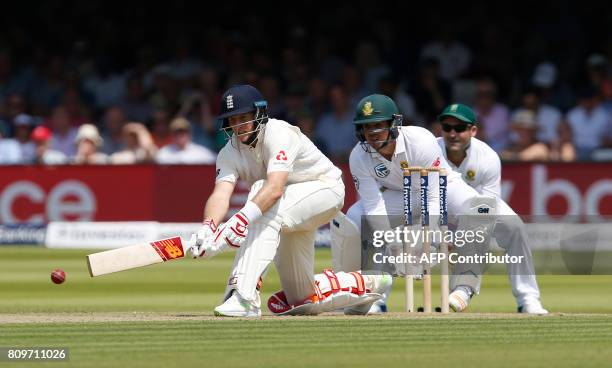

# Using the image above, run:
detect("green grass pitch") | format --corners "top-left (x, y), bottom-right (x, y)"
top-left (1, 246), bottom-right (611, 367)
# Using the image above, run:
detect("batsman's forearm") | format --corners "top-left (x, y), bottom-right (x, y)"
top-left (203, 194), bottom-right (230, 226)
top-left (251, 182), bottom-right (283, 214)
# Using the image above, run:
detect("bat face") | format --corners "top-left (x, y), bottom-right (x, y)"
top-left (87, 236), bottom-right (192, 277)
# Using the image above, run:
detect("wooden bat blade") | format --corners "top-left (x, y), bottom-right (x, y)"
top-left (86, 236), bottom-right (189, 277)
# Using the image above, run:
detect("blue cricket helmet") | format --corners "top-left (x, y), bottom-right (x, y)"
top-left (218, 84), bottom-right (267, 123)
top-left (217, 84), bottom-right (269, 144)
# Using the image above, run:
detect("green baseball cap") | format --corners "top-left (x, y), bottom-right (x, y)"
top-left (354, 94), bottom-right (400, 125)
top-left (438, 103), bottom-right (477, 125)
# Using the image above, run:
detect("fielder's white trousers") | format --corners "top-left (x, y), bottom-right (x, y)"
top-left (344, 178), bottom-right (542, 307)
top-left (224, 177), bottom-right (344, 306)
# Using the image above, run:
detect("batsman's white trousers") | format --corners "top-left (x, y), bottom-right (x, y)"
top-left (224, 176), bottom-right (344, 306)
top-left (341, 178), bottom-right (542, 306)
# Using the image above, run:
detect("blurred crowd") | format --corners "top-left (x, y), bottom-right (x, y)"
top-left (0, 2), bottom-right (611, 165)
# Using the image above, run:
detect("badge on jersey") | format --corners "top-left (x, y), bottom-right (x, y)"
top-left (432, 157), bottom-right (441, 167)
top-left (466, 169), bottom-right (476, 181)
top-left (400, 161), bottom-right (409, 169)
top-left (374, 163), bottom-right (390, 178)
top-left (275, 150), bottom-right (287, 161)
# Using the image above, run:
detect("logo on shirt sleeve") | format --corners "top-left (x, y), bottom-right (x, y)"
top-left (216, 168), bottom-right (220, 177)
top-left (275, 150), bottom-right (287, 161)
top-left (352, 175), bottom-right (360, 190)
top-left (374, 163), bottom-right (390, 178)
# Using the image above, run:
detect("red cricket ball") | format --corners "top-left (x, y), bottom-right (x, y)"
top-left (51, 269), bottom-right (66, 284)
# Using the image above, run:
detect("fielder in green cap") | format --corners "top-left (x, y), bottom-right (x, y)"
top-left (437, 102), bottom-right (547, 314)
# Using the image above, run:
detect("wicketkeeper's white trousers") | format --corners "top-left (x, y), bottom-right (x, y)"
top-left (340, 178), bottom-right (542, 307)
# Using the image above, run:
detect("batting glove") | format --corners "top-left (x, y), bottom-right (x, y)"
top-left (215, 212), bottom-right (249, 248)
top-left (190, 219), bottom-right (218, 258)
top-left (215, 201), bottom-right (262, 248)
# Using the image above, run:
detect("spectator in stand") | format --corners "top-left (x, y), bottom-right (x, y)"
top-left (149, 68), bottom-right (181, 114)
top-left (0, 123), bottom-right (21, 164)
top-left (420, 27), bottom-right (472, 80)
top-left (72, 124), bottom-right (108, 164)
top-left (566, 86), bottom-right (612, 160)
top-left (156, 117), bottom-right (216, 164)
top-left (59, 88), bottom-right (92, 126)
top-left (516, 86), bottom-right (562, 144)
top-left (473, 78), bottom-right (510, 153)
top-left (315, 84), bottom-right (355, 163)
top-left (305, 77), bottom-right (329, 121)
top-left (118, 74), bottom-right (152, 123)
top-left (100, 106), bottom-right (127, 154)
top-left (259, 76), bottom-right (287, 120)
top-left (283, 84), bottom-right (307, 123)
top-left (531, 62), bottom-right (574, 112)
top-left (110, 122), bottom-right (157, 164)
top-left (149, 109), bottom-right (173, 148)
top-left (378, 73), bottom-right (417, 124)
top-left (295, 112), bottom-right (328, 155)
top-left (30, 126), bottom-right (66, 165)
top-left (354, 42), bottom-right (389, 93)
top-left (552, 120), bottom-right (576, 162)
top-left (341, 66), bottom-right (369, 107)
top-left (0, 93), bottom-right (28, 136)
top-left (165, 37), bottom-right (203, 87)
top-left (176, 68), bottom-right (222, 150)
top-left (410, 58), bottom-right (452, 126)
top-left (12, 114), bottom-right (35, 163)
top-left (501, 110), bottom-right (551, 161)
top-left (83, 61), bottom-right (126, 110)
top-left (29, 55), bottom-right (65, 114)
top-left (48, 106), bottom-right (78, 157)
top-left (0, 50), bottom-right (27, 105)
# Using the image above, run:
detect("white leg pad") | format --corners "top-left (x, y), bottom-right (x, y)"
top-left (331, 210), bottom-right (362, 272)
top-left (267, 270), bottom-right (389, 315)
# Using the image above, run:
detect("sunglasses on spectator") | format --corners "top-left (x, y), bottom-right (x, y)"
top-left (441, 122), bottom-right (470, 133)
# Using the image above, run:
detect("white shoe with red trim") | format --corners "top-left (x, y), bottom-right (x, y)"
top-left (214, 291), bottom-right (261, 318)
top-left (449, 287), bottom-right (472, 312)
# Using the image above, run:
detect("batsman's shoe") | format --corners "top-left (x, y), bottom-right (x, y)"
top-left (518, 300), bottom-right (548, 315)
top-left (449, 287), bottom-right (473, 312)
top-left (214, 291), bottom-right (261, 318)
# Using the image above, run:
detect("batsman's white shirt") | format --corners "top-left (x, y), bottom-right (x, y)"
top-left (215, 118), bottom-right (344, 306)
top-left (216, 118), bottom-right (342, 186)
top-left (436, 137), bottom-right (501, 197)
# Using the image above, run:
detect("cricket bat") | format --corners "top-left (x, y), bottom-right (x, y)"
top-left (86, 236), bottom-right (193, 277)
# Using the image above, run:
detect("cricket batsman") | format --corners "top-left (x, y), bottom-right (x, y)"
top-left (436, 103), bottom-right (547, 314)
top-left (331, 94), bottom-right (547, 314)
top-left (190, 84), bottom-right (391, 317)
